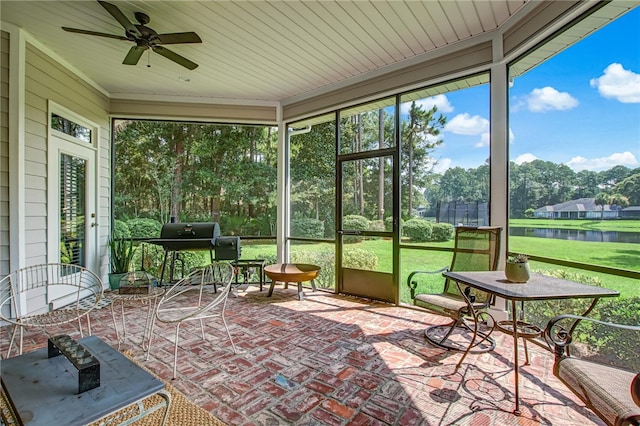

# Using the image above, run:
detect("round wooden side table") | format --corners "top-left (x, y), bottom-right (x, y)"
top-left (264, 263), bottom-right (320, 301)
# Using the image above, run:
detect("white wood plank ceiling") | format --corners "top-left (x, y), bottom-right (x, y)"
top-left (2, 1), bottom-right (530, 104)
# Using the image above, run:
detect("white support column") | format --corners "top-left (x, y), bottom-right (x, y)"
top-left (276, 115), bottom-right (289, 264)
top-left (489, 35), bottom-right (510, 321)
top-left (8, 25), bottom-right (26, 271)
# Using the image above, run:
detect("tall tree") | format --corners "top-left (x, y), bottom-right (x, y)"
top-left (594, 192), bottom-right (610, 221)
top-left (613, 173), bottom-right (640, 205)
top-left (401, 102), bottom-right (446, 218)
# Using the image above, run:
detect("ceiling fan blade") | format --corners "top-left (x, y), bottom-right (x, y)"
top-left (62, 27), bottom-right (129, 41)
top-left (98, 0), bottom-right (141, 38)
top-left (154, 32), bottom-right (202, 45)
top-left (152, 46), bottom-right (198, 70)
top-left (123, 46), bottom-right (147, 65)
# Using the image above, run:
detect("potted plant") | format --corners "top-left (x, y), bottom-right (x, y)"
top-left (108, 238), bottom-right (135, 290)
top-left (505, 253), bottom-right (530, 283)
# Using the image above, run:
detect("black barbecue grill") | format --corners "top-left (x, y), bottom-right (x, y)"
top-left (147, 222), bottom-right (241, 284)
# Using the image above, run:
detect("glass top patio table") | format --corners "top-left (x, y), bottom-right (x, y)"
top-left (444, 270), bottom-right (620, 301)
top-left (443, 270), bottom-right (620, 415)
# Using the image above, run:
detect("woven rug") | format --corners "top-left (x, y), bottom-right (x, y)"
top-left (0, 355), bottom-right (226, 426)
top-left (91, 351), bottom-right (226, 426)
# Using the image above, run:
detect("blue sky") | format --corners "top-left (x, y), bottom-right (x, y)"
top-left (410, 6), bottom-right (640, 173)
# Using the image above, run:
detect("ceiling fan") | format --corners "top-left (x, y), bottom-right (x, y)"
top-left (62, 0), bottom-right (201, 70)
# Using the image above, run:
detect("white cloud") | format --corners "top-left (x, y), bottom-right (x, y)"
top-left (475, 133), bottom-right (490, 148)
top-left (401, 94), bottom-right (453, 114)
top-left (566, 151), bottom-right (639, 171)
top-left (526, 86), bottom-right (579, 112)
top-left (514, 153), bottom-right (538, 165)
top-left (445, 113), bottom-right (489, 135)
top-left (427, 157), bottom-right (452, 174)
top-left (590, 63), bottom-right (640, 103)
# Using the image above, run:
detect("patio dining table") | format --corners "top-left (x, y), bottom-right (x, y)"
top-left (443, 270), bottom-right (620, 415)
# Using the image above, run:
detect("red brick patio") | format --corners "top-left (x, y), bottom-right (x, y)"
top-left (1, 285), bottom-right (606, 426)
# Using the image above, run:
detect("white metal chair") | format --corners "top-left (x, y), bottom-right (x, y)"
top-left (0, 263), bottom-right (104, 357)
top-left (146, 262), bottom-right (238, 378)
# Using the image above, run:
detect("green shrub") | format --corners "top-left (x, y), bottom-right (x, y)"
top-left (383, 216), bottom-right (403, 232)
top-left (243, 216), bottom-right (274, 236)
top-left (291, 218), bottom-right (325, 238)
top-left (219, 215), bottom-right (245, 235)
top-left (342, 215), bottom-right (369, 243)
top-left (343, 247), bottom-right (378, 270)
top-left (430, 223), bottom-right (454, 241)
top-left (368, 220), bottom-right (385, 232)
top-left (588, 297), bottom-right (640, 370)
top-left (525, 269), bottom-right (603, 328)
top-left (127, 218), bottom-right (162, 239)
top-left (291, 249), bottom-right (335, 289)
top-left (290, 246), bottom-right (378, 290)
top-left (402, 219), bottom-right (432, 242)
top-left (113, 220), bottom-right (131, 239)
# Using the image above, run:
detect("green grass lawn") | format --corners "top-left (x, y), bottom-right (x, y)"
top-left (241, 237), bottom-right (639, 300)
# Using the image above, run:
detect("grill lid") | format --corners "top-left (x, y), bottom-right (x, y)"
top-left (148, 222), bottom-right (221, 250)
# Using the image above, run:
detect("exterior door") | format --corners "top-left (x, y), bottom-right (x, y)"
top-left (336, 149), bottom-right (399, 303)
top-left (47, 109), bottom-right (98, 275)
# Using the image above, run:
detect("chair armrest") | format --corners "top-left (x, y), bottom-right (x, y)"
top-left (407, 267), bottom-right (448, 299)
top-left (545, 314), bottom-right (640, 360)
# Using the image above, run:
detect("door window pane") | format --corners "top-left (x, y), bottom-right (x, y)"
top-left (60, 153), bottom-right (86, 266)
top-left (51, 113), bottom-right (92, 143)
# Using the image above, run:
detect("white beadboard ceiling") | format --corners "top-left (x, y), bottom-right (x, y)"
top-left (2, 0), bottom-right (531, 105)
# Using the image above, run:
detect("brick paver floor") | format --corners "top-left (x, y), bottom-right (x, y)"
top-left (1, 284), bottom-right (607, 426)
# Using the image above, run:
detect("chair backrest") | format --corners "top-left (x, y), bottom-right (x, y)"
top-left (0, 263), bottom-right (103, 324)
top-left (444, 226), bottom-right (502, 301)
top-left (157, 262), bottom-right (234, 322)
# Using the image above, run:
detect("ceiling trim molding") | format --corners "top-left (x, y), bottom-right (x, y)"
top-left (109, 92), bottom-right (280, 108)
top-left (109, 98), bottom-right (278, 124)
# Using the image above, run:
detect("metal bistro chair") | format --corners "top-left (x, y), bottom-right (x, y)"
top-left (407, 226), bottom-right (502, 366)
top-left (146, 262), bottom-right (238, 378)
top-left (0, 263), bottom-right (104, 357)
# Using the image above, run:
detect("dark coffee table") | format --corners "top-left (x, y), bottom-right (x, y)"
top-left (1, 335), bottom-right (170, 426)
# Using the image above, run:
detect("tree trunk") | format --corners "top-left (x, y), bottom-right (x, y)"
top-left (170, 128), bottom-right (184, 222)
top-left (407, 105), bottom-right (415, 218)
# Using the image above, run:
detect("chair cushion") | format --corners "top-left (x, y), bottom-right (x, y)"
top-left (413, 293), bottom-right (486, 317)
top-left (556, 357), bottom-right (640, 426)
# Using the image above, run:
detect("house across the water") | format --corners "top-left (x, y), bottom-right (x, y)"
top-left (534, 198), bottom-right (639, 219)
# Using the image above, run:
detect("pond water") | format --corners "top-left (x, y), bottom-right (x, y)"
top-left (509, 227), bottom-right (640, 244)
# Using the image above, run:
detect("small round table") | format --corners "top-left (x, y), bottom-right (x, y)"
top-left (264, 263), bottom-right (320, 301)
top-left (107, 286), bottom-right (164, 350)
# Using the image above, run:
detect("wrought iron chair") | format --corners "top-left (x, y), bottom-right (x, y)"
top-left (545, 314), bottom-right (640, 426)
top-left (0, 263), bottom-right (104, 357)
top-left (146, 262), bottom-right (238, 378)
top-left (407, 226), bottom-right (502, 364)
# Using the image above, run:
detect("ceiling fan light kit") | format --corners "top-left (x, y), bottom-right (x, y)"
top-left (62, 0), bottom-right (201, 70)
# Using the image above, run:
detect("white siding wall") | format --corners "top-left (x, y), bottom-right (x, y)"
top-left (0, 31), bottom-right (9, 277)
top-left (24, 43), bottom-right (111, 278)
